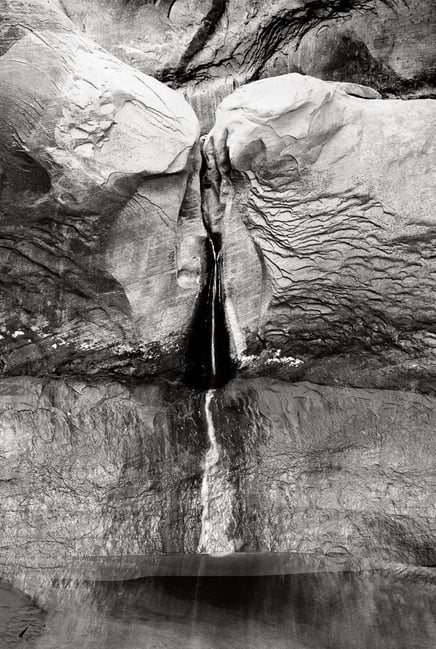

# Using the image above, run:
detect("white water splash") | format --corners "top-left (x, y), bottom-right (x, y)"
top-left (198, 390), bottom-right (235, 554)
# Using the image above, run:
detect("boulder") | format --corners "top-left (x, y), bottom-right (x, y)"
top-left (206, 73), bottom-right (436, 391)
top-left (0, 0), bottom-right (202, 379)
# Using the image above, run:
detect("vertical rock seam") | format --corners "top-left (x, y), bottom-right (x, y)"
top-left (184, 152), bottom-right (235, 389)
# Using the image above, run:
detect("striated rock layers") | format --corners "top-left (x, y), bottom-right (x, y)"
top-left (0, 0), bottom-right (202, 379)
top-left (205, 73), bottom-right (436, 392)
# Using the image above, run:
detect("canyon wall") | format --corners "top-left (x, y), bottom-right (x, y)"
top-left (0, 0), bottom-right (203, 379)
top-left (1, 376), bottom-right (436, 563)
top-left (0, 1), bottom-right (435, 647)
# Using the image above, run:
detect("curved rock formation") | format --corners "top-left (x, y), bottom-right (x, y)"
top-left (0, 0), bottom-right (202, 379)
top-left (52, 0), bottom-right (436, 134)
top-left (206, 73), bottom-right (436, 391)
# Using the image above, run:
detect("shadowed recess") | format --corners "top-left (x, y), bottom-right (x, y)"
top-left (184, 231), bottom-right (235, 389)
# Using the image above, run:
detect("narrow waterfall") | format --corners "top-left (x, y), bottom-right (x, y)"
top-left (198, 389), bottom-right (235, 554)
top-left (197, 238), bottom-right (235, 553)
top-left (183, 149), bottom-right (236, 552)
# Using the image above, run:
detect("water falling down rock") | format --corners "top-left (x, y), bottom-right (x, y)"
top-left (0, 1), bottom-right (436, 648)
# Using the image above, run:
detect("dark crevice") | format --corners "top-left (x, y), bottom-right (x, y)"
top-left (184, 152), bottom-right (235, 390)
top-left (184, 233), bottom-right (235, 390)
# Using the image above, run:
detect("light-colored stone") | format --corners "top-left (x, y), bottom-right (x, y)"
top-left (206, 73), bottom-right (436, 389)
top-left (0, 0), bottom-right (203, 377)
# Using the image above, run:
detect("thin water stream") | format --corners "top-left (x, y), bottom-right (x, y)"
top-left (198, 389), bottom-right (234, 553)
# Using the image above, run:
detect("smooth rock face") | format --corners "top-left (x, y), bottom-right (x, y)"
top-left (0, 0), bottom-right (202, 378)
top-left (206, 73), bottom-right (436, 391)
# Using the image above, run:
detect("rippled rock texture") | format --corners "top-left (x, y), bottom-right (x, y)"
top-left (206, 74), bottom-right (436, 391)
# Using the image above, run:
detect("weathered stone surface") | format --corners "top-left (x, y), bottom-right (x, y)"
top-left (1, 374), bottom-right (436, 644)
top-left (206, 73), bottom-right (436, 391)
top-left (0, 0), bottom-right (202, 379)
top-left (286, 0), bottom-right (436, 99)
top-left (53, 1), bottom-right (436, 132)
top-left (0, 582), bottom-right (45, 647)
top-left (23, 567), bottom-right (436, 648)
top-left (1, 376), bottom-right (435, 564)
top-left (0, 2), bottom-right (435, 647)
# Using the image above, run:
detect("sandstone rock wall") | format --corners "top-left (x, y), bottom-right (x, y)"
top-left (206, 74), bottom-right (436, 392)
top-left (1, 376), bottom-right (435, 566)
top-left (0, 0), bottom-right (203, 379)
top-left (0, 2), bottom-right (435, 646)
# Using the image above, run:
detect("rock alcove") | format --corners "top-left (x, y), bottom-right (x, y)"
top-left (0, 1), bottom-right (436, 648)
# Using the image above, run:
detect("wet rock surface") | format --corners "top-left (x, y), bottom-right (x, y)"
top-left (2, 562), bottom-right (436, 648)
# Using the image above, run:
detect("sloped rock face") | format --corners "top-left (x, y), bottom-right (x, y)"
top-left (206, 74), bottom-right (436, 391)
top-left (0, 0), bottom-right (202, 379)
